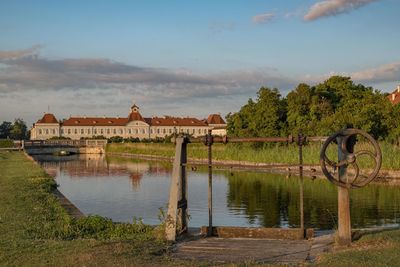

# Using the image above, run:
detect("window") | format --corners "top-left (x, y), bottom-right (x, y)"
top-left (45, 129), bottom-right (49, 134)
top-left (169, 129), bottom-right (172, 134)
top-left (192, 129), bottom-right (195, 134)
top-left (113, 129), bottom-right (116, 134)
top-left (142, 129), bottom-right (145, 134)
top-left (39, 129), bottom-right (42, 134)
top-left (74, 129), bottom-right (77, 134)
top-left (81, 129), bottom-right (84, 134)
top-left (186, 129), bottom-right (189, 134)
top-left (163, 129), bottom-right (166, 134)
top-left (128, 129), bottom-right (131, 134)
top-left (150, 129), bottom-right (153, 134)
top-left (157, 129), bottom-right (160, 134)
top-left (119, 129), bottom-right (122, 134)
top-left (100, 129), bottom-right (104, 134)
top-left (61, 129), bottom-right (64, 134)
top-left (107, 129), bottom-right (110, 134)
top-left (93, 129), bottom-right (97, 134)
top-left (87, 129), bottom-right (91, 134)
top-left (68, 129), bottom-right (71, 134)
top-left (204, 129), bottom-right (207, 134)
top-left (198, 129), bottom-right (201, 134)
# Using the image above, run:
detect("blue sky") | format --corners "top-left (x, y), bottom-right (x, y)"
top-left (0, 0), bottom-right (399, 125)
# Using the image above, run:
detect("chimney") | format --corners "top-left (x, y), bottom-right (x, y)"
top-left (397, 85), bottom-right (400, 93)
top-left (393, 93), bottom-right (396, 101)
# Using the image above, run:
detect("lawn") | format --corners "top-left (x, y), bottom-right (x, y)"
top-left (317, 230), bottom-right (400, 267)
top-left (0, 151), bottom-right (175, 266)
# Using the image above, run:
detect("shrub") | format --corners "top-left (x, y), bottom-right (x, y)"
top-left (0, 139), bottom-right (14, 148)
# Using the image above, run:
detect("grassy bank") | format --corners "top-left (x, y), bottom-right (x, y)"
top-left (317, 230), bottom-right (400, 266)
top-left (0, 151), bottom-right (177, 266)
top-left (107, 141), bottom-right (400, 170)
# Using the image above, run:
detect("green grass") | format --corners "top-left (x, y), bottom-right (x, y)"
top-left (0, 151), bottom-right (181, 266)
top-left (107, 141), bottom-right (400, 170)
top-left (317, 230), bottom-right (400, 266)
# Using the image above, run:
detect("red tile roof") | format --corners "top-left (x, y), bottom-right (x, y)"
top-left (61, 116), bottom-right (209, 127)
top-left (387, 92), bottom-right (400, 105)
top-left (62, 117), bottom-right (129, 126)
top-left (207, 114), bottom-right (226, 125)
top-left (149, 117), bottom-right (208, 127)
top-left (128, 111), bottom-right (145, 122)
top-left (37, 113), bottom-right (58, 124)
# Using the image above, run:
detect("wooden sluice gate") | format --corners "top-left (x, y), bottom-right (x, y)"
top-left (166, 128), bottom-right (382, 263)
top-left (166, 131), bottom-right (317, 242)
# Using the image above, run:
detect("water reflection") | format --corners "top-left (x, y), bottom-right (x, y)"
top-left (33, 154), bottom-right (400, 229)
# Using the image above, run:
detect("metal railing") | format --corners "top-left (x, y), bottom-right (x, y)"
top-left (22, 139), bottom-right (108, 148)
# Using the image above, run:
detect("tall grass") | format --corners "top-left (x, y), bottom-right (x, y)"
top-left (107, 141), bottom-right (400, 170)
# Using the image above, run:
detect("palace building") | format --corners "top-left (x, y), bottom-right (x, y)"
top-left (387, 85), bottom-right (400, 105)
top-left (30, 105), bottom-right (227, 140)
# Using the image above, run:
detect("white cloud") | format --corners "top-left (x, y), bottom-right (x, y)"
top-left (0, 46), bottom-right (297, 124)
top-left (304, 0), bottom-right (378, 21)
top-left (351, 62), bottom-right (400, 83)
top-left (252, 13), bottom-right (275, 24)
top-left (299, 62), bottom-right (400, 88)
top-left (0, 45), bottom-right (43, 60)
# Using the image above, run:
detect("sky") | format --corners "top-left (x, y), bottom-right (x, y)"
top-left (0, 0), bottom-right (399, 126)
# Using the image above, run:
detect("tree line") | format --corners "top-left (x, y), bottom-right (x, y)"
top-left (0, 119), bottom-right (28, 140)
top-left (226, 76), bottom-right (398, 141)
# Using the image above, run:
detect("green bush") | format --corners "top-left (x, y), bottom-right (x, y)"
top-left (0, 139), bottom-right (14, 148)
top-left (108, 136), bottom-right (124, 143)
top-left (68, 215), bottom-right (154, 240)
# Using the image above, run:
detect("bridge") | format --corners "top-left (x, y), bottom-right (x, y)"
top-left (15, 139), bottom-right (107, 155)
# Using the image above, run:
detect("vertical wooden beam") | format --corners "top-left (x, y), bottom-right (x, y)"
top-left (207, 130), bottom-right (213, 236)
top-left (298, 131), bottom-right (305, 237)
top-left (337, 136), bottom-right (352, 246)
top-left (178, 137), bottom-right (188, 234)
top-left (166, 136), bottom-right (188, 241)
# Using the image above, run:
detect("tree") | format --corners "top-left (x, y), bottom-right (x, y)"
top-left (227, 87), bottom-right (287, 137)
top-left (287, 83), bottom-right (313, 134)
top-left (0, 121), bottom-right (12, 139)
top-left (228, 76), bottom-right (394, 140)
top-left (9, 119), bottom-right (27, 140)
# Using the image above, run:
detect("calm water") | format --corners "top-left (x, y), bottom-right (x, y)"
top-left (34, 154), bottom-right (400, 229)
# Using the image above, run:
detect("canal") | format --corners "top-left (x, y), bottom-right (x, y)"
top-left (33, 154), bottom-right (400, 230)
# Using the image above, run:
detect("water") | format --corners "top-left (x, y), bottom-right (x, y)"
top-left (33, 154), bottom-right (400, 229)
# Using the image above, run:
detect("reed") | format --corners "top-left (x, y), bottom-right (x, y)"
top-left (107, 141), bottom-right (400, 170)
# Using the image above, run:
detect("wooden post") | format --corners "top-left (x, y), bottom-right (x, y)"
top-left (207, 130), bottom-right (213, 236)
top-left (337, 136), bottom-right (352, 246)
top-left (166, 136), bottom-right (188, 241)
top-left (298, 132), bottom-right (305, 237)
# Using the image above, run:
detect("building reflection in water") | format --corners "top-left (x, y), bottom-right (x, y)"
top-left (36, 154), bottom-right (172, 191)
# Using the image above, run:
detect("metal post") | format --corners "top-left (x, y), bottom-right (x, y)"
top-left (166, 136), bottom-right (188, 241)
top-left (337, 136), bottom-right (352, 246)
top-left (207, 130), bottom-right (213, 236)
top-left (298, 131), bottom-right (305, 237)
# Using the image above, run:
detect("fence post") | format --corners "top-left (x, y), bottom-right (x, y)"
top-left (297, 131), bottom-right (305, 237)
top-left (207, 130), bottom-right (213, 236)
top-left (166, 136), bottom-right (188, 241)
top-left (337, 135), bottom-right (352, 246)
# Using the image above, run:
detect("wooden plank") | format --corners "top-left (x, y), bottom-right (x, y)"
top-left (173, 237), bottom-right (312, 264)
top-left (200, 226), bottom-right (313, 240)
